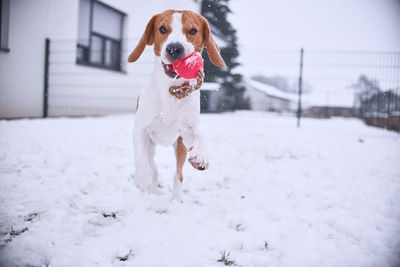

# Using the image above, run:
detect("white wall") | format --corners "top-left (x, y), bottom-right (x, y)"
top-left (0, 0), bottom-right (50, 118)
top-left (246, 86), bottom-right (292, 112)
top-left (0, 0), bottom-right (199, 118)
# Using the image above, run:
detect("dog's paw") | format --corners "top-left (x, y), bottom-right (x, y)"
top-left (170, 174), bottom-right (184, 203)
top-left (188, 146), bottom-right (209, 171)
top-left (134, 178), bottom-right (150, 192)
top-left (134, 173), bottom-right (159, 194)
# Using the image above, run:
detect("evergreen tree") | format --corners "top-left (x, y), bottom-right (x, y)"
top-left (201, 0), bottom-right (248, 110)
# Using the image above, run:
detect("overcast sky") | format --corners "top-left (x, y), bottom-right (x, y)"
top-left (229, 0), bottom-right (400, 52)
top-left (227, 0), bottom-right (400, 106)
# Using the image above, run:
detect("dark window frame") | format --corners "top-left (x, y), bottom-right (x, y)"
top-left (76, 0), bottom-right (125, 72)
top-left (0, 0), bottom-right (10, 52)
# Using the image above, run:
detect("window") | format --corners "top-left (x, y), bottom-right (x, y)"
top-left (0, 0), bottom-right (10, 52)
top-left (77, 0), bottom-right (125, 71)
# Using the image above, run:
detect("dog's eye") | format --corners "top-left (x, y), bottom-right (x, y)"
top-left (159, 26), bottom-right (168, 34)
top-left (188, 28), bottom-right (198, 35)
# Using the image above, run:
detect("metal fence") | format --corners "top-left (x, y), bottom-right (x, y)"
top-left (242, 48), bottom-right (400, 132)
top-left (43, 38), bottom-right (400, 131)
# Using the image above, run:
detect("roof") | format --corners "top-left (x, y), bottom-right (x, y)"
top-left (246, 79), bottom-right (293, 101)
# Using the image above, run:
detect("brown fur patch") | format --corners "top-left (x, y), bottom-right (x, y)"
top-left (151, 10), bottom-right (174, 56)
top-left (181, 11), bottom-right (205, 52)
top-left (175, 136), bottom-right (187, 182)
top-left (182, 10), bottom-right (226, 67)
top-left (128, 10), bottom-right (173, 62)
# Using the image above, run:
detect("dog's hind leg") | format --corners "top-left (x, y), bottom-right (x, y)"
top-left (171, 136), bottom-right (187, 202)
top-left (148, 138), bottom-right (158, 192)
top-left (134, 129), bottom-right (158, 193)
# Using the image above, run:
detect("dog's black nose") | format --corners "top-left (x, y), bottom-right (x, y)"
top-left (166, 42), bottom-right (184, 60)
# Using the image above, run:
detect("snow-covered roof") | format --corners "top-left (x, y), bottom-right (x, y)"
top-left (246, 79), bottom-right (293, 101)
top-left (202, 82), bottom-right (220, 91)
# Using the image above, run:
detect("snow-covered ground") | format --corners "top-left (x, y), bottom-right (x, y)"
top-left (0, 112), bottom-right (399, 267)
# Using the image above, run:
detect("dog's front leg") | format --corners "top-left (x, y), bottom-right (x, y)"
top-left (181, 127), bottom-right (209, 171)
top-left (134, 128), bottom-right (158, 193)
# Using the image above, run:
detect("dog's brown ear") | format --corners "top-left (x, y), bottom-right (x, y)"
top-left (202, 17), bottom-right (227, 68)
top-left (128, 15), bottom-right (158, 63)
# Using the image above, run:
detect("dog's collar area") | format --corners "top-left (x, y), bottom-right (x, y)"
top-left (169, 71), bottom-right (204, 99)
top-left (162, 62), bottom-right (181, 79)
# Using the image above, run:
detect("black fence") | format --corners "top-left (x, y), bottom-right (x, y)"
top-left (242, 49), bottom-right (400, 132)
top-left (43, 39), bottom-right (400, 131)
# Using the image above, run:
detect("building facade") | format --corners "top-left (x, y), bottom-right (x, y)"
top-left (0, 0), bottom-right (199, 118)
top-left (245, 79), bottom-right (294, 113)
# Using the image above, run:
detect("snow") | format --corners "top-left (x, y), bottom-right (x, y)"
top-left (183, 52), bottom-right (198, 66)
top-left (1, 112), bottom-right (400, 267)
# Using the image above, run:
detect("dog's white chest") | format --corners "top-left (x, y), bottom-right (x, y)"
top-left (146, 113), bottom-right (181, 146)
top-left (144, 92), bottom-right (199, 146)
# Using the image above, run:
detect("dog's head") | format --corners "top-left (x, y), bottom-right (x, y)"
top-left (128, 10), bottom-right (226, 77)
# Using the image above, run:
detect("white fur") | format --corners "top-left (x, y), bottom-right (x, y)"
top-left (134, 12), bottom-right (208, 200)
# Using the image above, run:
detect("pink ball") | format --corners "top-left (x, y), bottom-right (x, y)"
top-left (172, 52), bottom-right (204, 79)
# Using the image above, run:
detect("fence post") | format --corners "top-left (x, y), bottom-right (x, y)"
top-left (43, 38), bottom-right (50, 118)
top-left (297, 48), bottom-right (304, 127)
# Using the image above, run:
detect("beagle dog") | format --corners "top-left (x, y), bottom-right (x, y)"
top-left (127, 10), bottom-right (226, 201)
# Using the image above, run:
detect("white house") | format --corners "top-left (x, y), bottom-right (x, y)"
top-left (245, 79), bottom-right (295, 112)
top-left (0, 0), bottom-right (199, 118)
